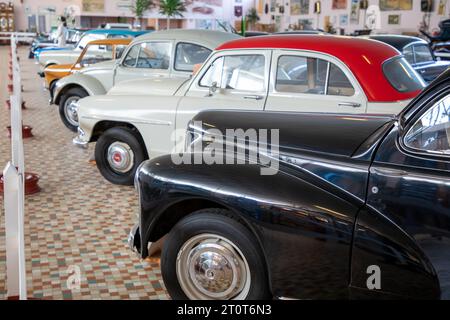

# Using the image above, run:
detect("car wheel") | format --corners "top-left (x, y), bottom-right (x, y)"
top-left (161, 209), bottom-right (271, 300)
top-left (95, 127), bottom-right (146, 185)
top-left (58, 87), bottom-right (88, 132)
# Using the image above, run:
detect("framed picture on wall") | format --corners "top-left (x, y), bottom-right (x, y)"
top-left (379, 0), bottom-right (412, 11)
top-left (339, 14), bottom-right (348, 25)
top-left (291, 0), bottom-right (309, 15)
top-left (388, 14), bottom-right (400, 24)
top-left (332, 0), bottom-right (347, 9)
top-left (438, 0), bottom-right (446, 15)
top-left (350, 0), bottom-right (359, 24)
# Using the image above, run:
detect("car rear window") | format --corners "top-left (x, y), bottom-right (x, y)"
top-left (382, 56), bottom-right (425, 93)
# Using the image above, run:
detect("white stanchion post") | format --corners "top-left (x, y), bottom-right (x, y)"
top-left (3, 34), bottom-right (27, 300)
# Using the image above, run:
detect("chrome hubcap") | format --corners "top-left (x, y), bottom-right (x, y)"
top-left (107, 142), bottom-right (134, 173)
top-left (176, 233), bottom-right (251, 300)
top-left (64, 96), bottom-right (80, 127)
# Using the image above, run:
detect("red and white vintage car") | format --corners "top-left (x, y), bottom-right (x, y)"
top-left (75, 35), bottom-right (426, 185)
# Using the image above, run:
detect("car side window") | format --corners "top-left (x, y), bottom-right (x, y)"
top-left (276, 55), bottom-right (354, 96)
top-left (175, 42), bottom-right (212, 72)
top-left (403, 45), bottom-right (414, 65)
top-left (115, 45), bottom-right (128, 59)
top-left (327, 63), bottom-right (355, 96)
top-left (414, 44), bottom-right (434, 64)
top-left (199, 57), bottom-right (224, 87)
top-left (276, 56), bottom-right (326, 95)
top-left (80, 44), bottom-right (114, 67)
top-left (200, 55), bottom-right (265, 92)
top-left (136, 42), bottom-right (170, 69)
top-left (123, 44), bottom-right (140, 67)
top-left (404, 94), bottom-right (450, 155)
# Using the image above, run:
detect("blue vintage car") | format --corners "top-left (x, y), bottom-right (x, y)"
top-left (35, 28), bottom-right (149, 69)
top-left (29, 28), bottom-right (85, 59)
top-left (368, 35), bottom-right (450, 83)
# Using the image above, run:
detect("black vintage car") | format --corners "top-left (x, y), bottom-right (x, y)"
top-left (129, 69), bottom-right (450, 300)
top-left (367, 35), bottom-right (450, 83)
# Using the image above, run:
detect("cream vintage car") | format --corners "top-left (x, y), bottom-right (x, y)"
top-left (74, 35), bottom-right (426, 185)
top-left (53, 29), bottom-right (241, 131)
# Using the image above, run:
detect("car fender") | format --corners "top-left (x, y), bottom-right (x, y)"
top-left (76, 95), bottom-right (179, 157)
top-left (350, 206), bottom-right (440, 299)
top-left (54, 73), bottom-right (107, 105)
top-left (137, 155), bottom-right (361, 299)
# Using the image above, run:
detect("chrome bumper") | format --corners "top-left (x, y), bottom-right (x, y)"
top-left (128, 223), bottom-right (140, 255)
top-left (72, 135), bottom-right (88, 149)
top-left (73, 127), bottom-right (89, 149)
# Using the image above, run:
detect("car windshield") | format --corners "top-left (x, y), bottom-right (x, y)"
top-left (383, 56), bottom-right (426, 93)
top-left (414, 44), bottom-right (434, 63)
top-left (75, 33), bottom-right (106, 50)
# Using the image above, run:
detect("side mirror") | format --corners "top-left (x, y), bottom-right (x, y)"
top-left (206, 81), bottom-right (218, 97)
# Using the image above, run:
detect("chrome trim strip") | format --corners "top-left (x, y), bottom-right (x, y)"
top-left (80, 115), bottom-right (172, 126)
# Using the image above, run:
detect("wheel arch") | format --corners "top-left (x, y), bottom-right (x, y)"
top-left (54, 75), bottom-right (106, 105)
top-left (141, 197), bottom-right (273, 294)
top-left (91, 121), bottom-right (149, 159)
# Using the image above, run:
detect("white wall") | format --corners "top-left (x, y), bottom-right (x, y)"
top-left (11, 0), bottom-right (255, 32)
top-left (259, 0), bottom-right (450, 34)
top-left (10, 0), bottom-right (450, 34)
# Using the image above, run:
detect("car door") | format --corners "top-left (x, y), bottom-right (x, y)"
top-left (114, 40), bottom-right (172, 85)
top-left (175, 50), bottom-right (270, 150)
top-left (265, 50), bottom-right (367, 114)
top-left (362, 88), bottom-right (450, 298)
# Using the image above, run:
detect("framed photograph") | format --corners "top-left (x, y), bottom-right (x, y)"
top-left (350, 0), bottom-right (359, 24)
top-left (332, 0), bottom-right (347, 9)
top-left (234, 5), bottom-right (242, 17)
top-left (339, 14), bottom-right (348, 26)
top-left (388, 14), bottom-right (400, 24)
top-left (291, 0), bottom-right (310, 15)
top-left (82, 0), bottom-right (104, 12)
top-left (438, 0), bottom-right (446, 15)
top-left (379, 0), bottom-right (412, 11)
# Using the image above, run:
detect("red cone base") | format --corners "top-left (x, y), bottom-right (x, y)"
top-left (7, 125), bottom-right (34, 138)
top-left (5, 99), bottom-right (26, 110)
top-left (0, 172), bottom-right (41, 195)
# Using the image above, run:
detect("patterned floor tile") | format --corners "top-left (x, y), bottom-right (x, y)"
top-left (0, 46), bottom-right (169, 300)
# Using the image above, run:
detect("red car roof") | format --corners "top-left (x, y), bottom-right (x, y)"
top-left (216, 35), bottom-right (421, 102)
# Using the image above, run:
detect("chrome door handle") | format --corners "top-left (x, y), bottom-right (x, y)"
top-left (243, 95), bottom-right (264, 100)
top-left (370, 167), bottom-right (408, 177)
top-left (338, 102), bottom-right (362, 108)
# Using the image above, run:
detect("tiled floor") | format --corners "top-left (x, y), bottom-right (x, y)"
top-left (0, 46), bottom-right (169, 300)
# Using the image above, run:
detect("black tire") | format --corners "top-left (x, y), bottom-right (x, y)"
top-left (95, 127), bottom-right (147, 185)
top-left (58, 87), bottom-right (88, 132)
top-left (161, 209), bottom-right (271, 300)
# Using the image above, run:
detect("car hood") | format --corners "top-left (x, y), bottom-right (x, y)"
top-left (80, 60), bottom-right (116, 73)
top-left (107, 77), bottom-right (190, 96)
top-left (191, 111), bottom-right (395, 158)
top-left (44, 63), bottom-right (73, 75)
top-left (38, 49), bottom-right (79, 63)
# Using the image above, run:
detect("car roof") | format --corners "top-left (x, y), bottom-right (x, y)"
top-left (217, 34), bottom-right (418, 102)
top-left (366, 34), bottom-right (427, 51)
top-left (86, 38), bottom-right (132, 46)
top-left (131, 29), bottom-right (242, 50)
top-left (84, 29), bottom-right (149, 36)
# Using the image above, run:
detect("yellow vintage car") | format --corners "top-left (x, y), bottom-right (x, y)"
top-left (44, 38), bottom-right (131, 98)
